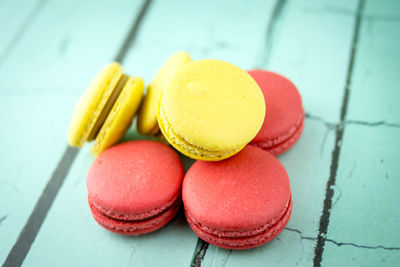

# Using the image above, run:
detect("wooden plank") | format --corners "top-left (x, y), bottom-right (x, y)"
top-left (322, 1), bottom-right (400, 264)
top-left (23, 145), bottom-right (199, 266)
top-left (123, 0), bottom-right (278, 81)
top-left (203, 0), bottom-right (360, 265)
top-left (0, 0), bottom-right (143, 93)
top-left (203, 120), bottom-right (335, 267)
top-left (203, 232), bottom-right (315, 267)
top-left (322, 125), bottom-right (400, 266)
top-left (0, 0), bottom-right (43, 61)
top-left (0, 94), bottom-right (77, 263)
top-left (364, 0), bottom-right (400, 17)
top-left (23, 0), bottom-right (281, 266)
top-left (267, 0), bottom-right (359, 124)
top-left (323, 241), bottom-right (400, 266)
top-left (346, 0), bottom-right (400, 124)
top-left (0, 0), bottom-right (145, 264)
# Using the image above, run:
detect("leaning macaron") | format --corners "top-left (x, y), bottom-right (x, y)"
top-left (137, 51), bottom-right (192, 136)
top-left (183, 145), bottom-right (292, 249)
top-left (67, 62), bottom-right (144, 156)
top-left (87, 140), bottom-right (184, 235)
top-left (248, 70), bottom-right (304, 155)
top-left (158, 59), bottom-right (266, 161)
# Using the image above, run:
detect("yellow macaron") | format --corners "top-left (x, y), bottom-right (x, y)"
top-left (137, 51), bottom-right (192, 135)
top-left (67, 62), bottom-right (144, 156)
top-left (157, 59), bottom-right (266, 161)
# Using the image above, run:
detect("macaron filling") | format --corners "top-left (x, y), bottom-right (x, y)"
top-left (90, 194), bottom-right (180, 221)
top-left (89, 198), bottom-right (181, 234)
top-left (87, 74), bottom-right (128, 141)
top-left (158, 104), bottom-right (241, 160)
top-left (185, 198), bottom-right (291, 238)
top-left (247, 70), bottom-right (304, 155)
top-left (90, 77), bottom-right (144, 156)
top-left (258, 117), bottom-right (304, 155)
top-left (186, 198), bottom-right (292, 249)
top-left (251, 112), bottom-right (304, 149)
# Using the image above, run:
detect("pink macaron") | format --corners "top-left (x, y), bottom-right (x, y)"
top-left (248, 70), bottom-right (304, 155)
top-left (182, 145), bottom-right (292, 249)
top-left (87, 140), bottom-right (184, 235)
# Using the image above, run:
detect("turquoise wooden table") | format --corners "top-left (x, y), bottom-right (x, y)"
top-left (1, 0), bottom-right (399, 266)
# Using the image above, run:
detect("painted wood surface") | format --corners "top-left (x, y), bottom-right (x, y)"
top-left (21, 0), bottom-right (282, 266)
top-left (346, 0), bottom-right (400, 124)
top-left (321, 0), bottom-right (400, 265)
top-left (1, 0), bottom-right (400, 266)
top-left (123, 0), bottom-right (278, 80)
top-left (202, 0), bottom-right (361, 265)
top-left (0, 0), bottom-right (145, 263)
top-left (322, 125), bottom-right (400, 266)
top-left (0, 0), bottom-right (43, 63)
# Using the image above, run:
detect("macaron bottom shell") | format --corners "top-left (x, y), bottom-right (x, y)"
top-left (89, 198), bottom-right (181, 235)
top-left (186, 199), bottom-right (292, 250)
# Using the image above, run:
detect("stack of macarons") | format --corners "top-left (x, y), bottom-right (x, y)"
top-left (67, 51), bottom-right (304, 250)
top-left (87, 140), bottom-right (183, 235)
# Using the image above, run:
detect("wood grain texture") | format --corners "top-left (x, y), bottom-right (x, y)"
top-left (0, 94), bottom-right (77, 263)
top-left (346, 0), bottom-right (400, 124)
top-left (0, 0), bottom-right (142, 93)
top-left (267, 0), bottom-right (359, 124)
top-left (22, 0), bottom-right (283, 266)
top-left (122, 0), bottom-right (278, 81)
top-left (322, 125), bottom-right (400, 266)
top-left (203, 231), bottom-right (316, 267)
top-left (24, 146), bottom-right (198, 267)
top-left (321, 1), bottom-right (400, 264)
top-left (203, 0), bottom-right (361, 265)
top-left (1, 0), bottom-right (399, 266)
top-left (323, 241), bottom-right (400, 267)
top-left (0, 0), bottom-right (44, 64)
top-left (313, 0), bottom-right (364, 265)
top-left (0, 0), bottom-right (145, 264)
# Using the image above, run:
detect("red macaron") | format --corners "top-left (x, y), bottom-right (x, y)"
top-left (87, 140), bottom-right (184, 235)
top-left (248, 70), bottom-right (304, 155)
top-left (182, 145), bottom-right (292, 250)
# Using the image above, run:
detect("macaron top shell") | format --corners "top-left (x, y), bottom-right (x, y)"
top-left (183, 145), bottom-right (291, 231)
top-left (137, 52), bottom-right (192, 135)
top-left (68, 62), bottom-right (123, 147)
top-left (248, 70), bottom-right (303, 145)
top-left (159, 59), bottom-right (265, 160)
top-left (87, 140), bottom-right (184, 216)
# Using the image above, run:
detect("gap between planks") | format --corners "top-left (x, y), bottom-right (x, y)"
top-left (190, 0), bottom-right (289, 265)
top-left (313, 0), bottom-right (365, 266)
top-left (2, 1), bottom-right (153, 266)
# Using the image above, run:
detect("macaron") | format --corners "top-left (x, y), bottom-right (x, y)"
top-left (182, 145), bottom-right (292, 249)
top-left (67, 62), bottom-right (144, 156)
top-left (137, 51), bottom-right (192, 136)
top-left (248, 70), bottom-right (304, 155)
top-left (158, 59), bottom-right (266, 161)
top-left (87, 140), bottom-right (184, 235)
